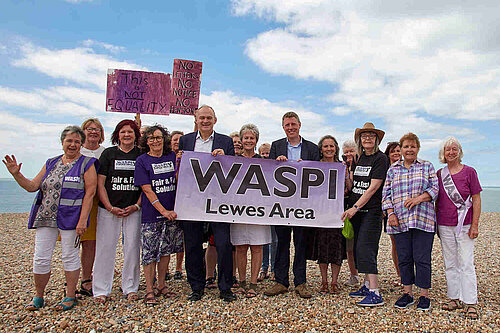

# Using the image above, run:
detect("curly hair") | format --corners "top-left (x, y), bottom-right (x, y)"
top-left (139, 124), bottom-right (171, 155)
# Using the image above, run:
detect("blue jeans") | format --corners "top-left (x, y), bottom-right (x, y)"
top-left (261, 226), bottom-right (277, 272)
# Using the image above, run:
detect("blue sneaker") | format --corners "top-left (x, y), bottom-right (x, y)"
top-left (394, 293), bottom-right (414, 309)
top-left (357, 291), bottom-right (384, 307)
top-left (349, 285), bottom-right (370, 298)
top-left (416, 296), bottom-right (431, 311)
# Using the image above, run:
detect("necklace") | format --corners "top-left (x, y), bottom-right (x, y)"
top-left (62, 154), bottom-right (80, 165)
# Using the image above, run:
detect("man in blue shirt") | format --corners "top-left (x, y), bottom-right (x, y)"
top-left (264, 112), bottom-right (320, 298)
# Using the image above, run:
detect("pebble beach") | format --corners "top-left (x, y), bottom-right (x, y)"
top-left (0, 212), bottom-right (498, 332)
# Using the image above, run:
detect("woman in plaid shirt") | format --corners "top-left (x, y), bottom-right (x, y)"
top-left (382, 132), bottom-right (439, 311)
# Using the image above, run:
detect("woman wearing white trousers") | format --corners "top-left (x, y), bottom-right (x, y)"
top-left (93, 119), bottom-right (142, 303)
top-left (436, 136), bottom-right (482, 319)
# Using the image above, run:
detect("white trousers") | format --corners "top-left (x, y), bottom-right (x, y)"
top-left (33, 227), bottom-right (80, 274)
top-left (438, 224), bottom-right (478, 304)
top-left (93, 208), bottom-right (141, 297)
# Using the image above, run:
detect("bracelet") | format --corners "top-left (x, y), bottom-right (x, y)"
top-left (388, 212), bottom-right (395, 217)
top-left (134, 204), bottom-right (141, 210)
top-left (108, 206), bottom-right (114, 213)
top-left (353, 204), bottom-right (360, 211)
top-left (151, 199), bottom-right (159, 205)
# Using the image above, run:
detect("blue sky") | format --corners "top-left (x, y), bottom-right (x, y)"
top-left (0, 0), bottom-right (499, 185)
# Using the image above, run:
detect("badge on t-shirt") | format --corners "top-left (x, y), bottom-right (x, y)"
top-left (354, 166), bottom-right (371, 177)
top-left (115, 160), bottom-right (136, 171)
top-left (152, 161), bottom-right (175, 174)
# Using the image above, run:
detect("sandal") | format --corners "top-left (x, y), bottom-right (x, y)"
top-left (269, 272), bottom-right (275, 281)
top-left (465, 305), bottom-right (479, 320)
top-left (442, 299), bottom-right (463, 311)
top-left (77, 279), bottom-right (93, 297)
top-left (25, 297), bottom-right (44, 311)
top-left (234, 280), bottom-right (246, 295)
top-left (257, 270), bottom-right (268, 282)
top-left (330, 282), bottom-right (341, 294)
top-left (144, 291), bottom-right (157, 306)
top-left (245, 284), bottom-right (258, 298)
top-left (127, 292), bottom-right (139, 301)
top-left (54, 297), bottom-right (77, 311)
top-left (155, 286), bottom-right (176, 298)
top-left (320, 282), bottom-right (329, 294)
top-left (94, 295), bottom-right (108, 304)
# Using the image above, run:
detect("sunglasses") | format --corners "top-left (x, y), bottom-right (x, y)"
top-left (74, 235), bottom-right (81, 248)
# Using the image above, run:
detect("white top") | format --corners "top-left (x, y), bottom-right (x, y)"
top-left (81, 145), bottom-right (106, 159)
top-left (194, 131), bottom-right (214, 153)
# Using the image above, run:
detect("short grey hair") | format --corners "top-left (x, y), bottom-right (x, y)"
top-left (195, 105), bottom-right (216, 118)
top-left (355, 132), bottom-right (380, 156)
top-left (239, 124), bottom-right (260, 142)
top-left (61, 125), bottom-right (85, 144)
top-left (439, 136), bottom-right (463, 163)
top-left (342, 139), bottom-right (356, 152)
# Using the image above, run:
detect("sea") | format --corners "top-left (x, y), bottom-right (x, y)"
top-left (0, 178), bottom-right (498, 213)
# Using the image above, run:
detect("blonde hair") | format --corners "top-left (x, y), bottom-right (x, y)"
top-left (355, 132), bottom-right (380, 156)
top-left (399, 132), bottom-right (420, 149)
top-left (81, 118), bottom-right (105, 144)
top-left (439, 136), bottom-right (463, 163)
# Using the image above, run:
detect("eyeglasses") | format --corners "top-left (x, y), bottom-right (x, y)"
top-left (147, 136), bottom-right (163, 142)
top-left (85, 127), bottom-right (101, 133)
top-left (360, 133), bottom-right (377, 139)
top-left (74, 235), bottom-right (81, 248)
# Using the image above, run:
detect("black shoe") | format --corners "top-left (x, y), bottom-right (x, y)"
top-left (165, 272), bottom-right (172, 281)
top-left (219, 290), bottom-right (237, 302)
top-left (416, 296), bottom-right (431, 311)
top-left (174, 271), bottom-right (183, 280)
top-left (187, 290), bottom-right (204, 301)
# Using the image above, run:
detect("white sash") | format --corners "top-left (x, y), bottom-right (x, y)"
top-left (441, 166), bottom-right (472, 235)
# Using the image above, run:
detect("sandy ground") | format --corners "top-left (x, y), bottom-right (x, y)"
top-left (0, 212), bottom-right (498, 332)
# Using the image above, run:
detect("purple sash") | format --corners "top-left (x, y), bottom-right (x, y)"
top-left (441, 166), bottom-right (472, 235)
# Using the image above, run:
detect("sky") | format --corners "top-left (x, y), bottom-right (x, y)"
top-left (0, 0), bottom-right (499, 185)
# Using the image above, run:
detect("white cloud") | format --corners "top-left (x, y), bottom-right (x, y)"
top-left (12, 42), bottom-right (146, 89)
top-left (81, 40), bottom-right (126, 54)
top-left (233, 0), bottom-right (500, 122)
top-left (0, 86), bottom-right (103, 116)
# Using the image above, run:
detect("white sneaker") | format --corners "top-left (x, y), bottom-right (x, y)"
top-left (345, 275), bottom-right (360, 286)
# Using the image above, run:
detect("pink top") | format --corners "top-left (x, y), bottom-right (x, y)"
top-left (436, 165), bottom-right (482, 226)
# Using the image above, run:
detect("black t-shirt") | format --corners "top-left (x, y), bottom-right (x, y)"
top-left (98, 146), bottom-right (141, 209)
top-left (347, 150), bottom-right (389, 211)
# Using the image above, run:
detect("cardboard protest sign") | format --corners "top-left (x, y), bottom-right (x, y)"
top-left (175, 152), bottom-right (345, 228)
top-left (169, 59), bottom-right (203, 115)
top-left (106, 69), bottom-right (171, 115)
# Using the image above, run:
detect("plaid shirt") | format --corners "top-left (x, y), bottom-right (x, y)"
top-left (382, 159), bottom-right (439, 234)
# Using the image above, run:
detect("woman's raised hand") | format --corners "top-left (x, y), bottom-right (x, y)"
top-left (2, 155), bottom-right (22, 175)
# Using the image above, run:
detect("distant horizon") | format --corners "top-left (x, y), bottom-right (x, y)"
top-left (1, 177), bottom-right (500, 188)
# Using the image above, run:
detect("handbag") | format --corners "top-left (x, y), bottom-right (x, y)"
top-left (342, 216), bottom-right (354, 240)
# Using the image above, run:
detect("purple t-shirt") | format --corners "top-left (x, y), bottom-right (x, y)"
top-left (436, 165), bottom-right (482, 226)
top-left (134, 152), bottom-right (177, 224)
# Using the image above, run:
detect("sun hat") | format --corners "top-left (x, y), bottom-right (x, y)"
top-left (354, 122), bottom-right (385, 142)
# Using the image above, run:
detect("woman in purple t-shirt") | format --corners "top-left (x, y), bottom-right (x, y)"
top-left (135, 125), bottom-right (180, 306)
top-left (436, 136), bottom-right (482, 319)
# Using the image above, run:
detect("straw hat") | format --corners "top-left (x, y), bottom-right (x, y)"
top-left (354, 122), bottom-right (385, 142)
